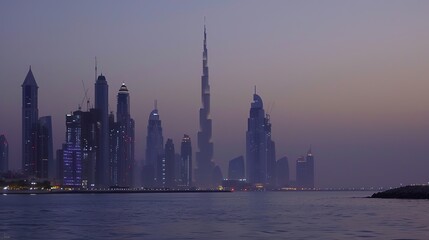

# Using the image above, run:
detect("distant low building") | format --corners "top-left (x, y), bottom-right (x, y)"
top-left (222, 179), bottom-right (251, 191)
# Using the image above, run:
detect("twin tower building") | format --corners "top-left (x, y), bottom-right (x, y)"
top-left (21, 25), bottom-right (314, 189)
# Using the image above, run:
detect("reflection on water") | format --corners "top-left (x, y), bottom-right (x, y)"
top-left (1, 191), bottom-right (429, 239)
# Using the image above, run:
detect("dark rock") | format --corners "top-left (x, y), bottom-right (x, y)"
top-left (371, 185), bottom-right (429, 199)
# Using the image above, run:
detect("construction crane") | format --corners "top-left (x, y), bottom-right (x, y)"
top-left (79, 80), bottom-right (90, 111)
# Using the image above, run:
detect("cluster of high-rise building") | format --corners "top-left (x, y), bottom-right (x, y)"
top-left (56, 77), bottom-right (136, 188)
top-left (224, 91), bottom-right (315, 190)
top-left (11, 24), bottom-right (315, 190)
top-left (141, 105), bottom-right (193, 188)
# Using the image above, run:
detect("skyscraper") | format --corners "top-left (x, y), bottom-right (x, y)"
top-left (228, 156), bottom-right (245, 180)
top-left (95, 74), bottom-right (109, 187)
top-left (130, 118), bottom-right (135, 185)
top-left (144, 105), bottom-right (164, 187)
top-left (180, 134), bottom-right (192, 187)
top-left (0, 135), bottom-right (8, 173)
top-left (174, 153), bottom-right (181, 185)
top-left (109, 112), bottom-right (119, 186)
top-left (296, 148), bottom-right (315, 189)
top-left (276, 156), bottom-right (289, 188)
top-left (246, 90), bottom-right (275, 186)
top-left (22, 67), bottom-right (38, 176)
top-left (61, 109), bottom-right (101, 188)
top-left (116, 83), bottom-right (134, 187)
top-left (266, 115), bottom-right (276, 187)
top-left (306, 148), bottom-right (315, 188)
top-left (36, 116), bottom-right (53, 179)
top-left (62, 113), bottom-right (82, 187)
top-left (196, 24), bottom-right (216, 188)
top-left (56, 146), bottom-right (64, 184)
top-left (79, 109), bottom-right (101, 189)
top-left (162, 138), bottom-right (175, 188)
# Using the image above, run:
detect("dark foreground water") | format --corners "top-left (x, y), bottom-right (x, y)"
top-left (1, 191), bottom-right (429, 239)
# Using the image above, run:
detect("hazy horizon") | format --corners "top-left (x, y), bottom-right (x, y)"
top-left (1, 0), bottom-right (428, 188)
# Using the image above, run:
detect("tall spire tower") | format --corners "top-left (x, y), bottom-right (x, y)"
top-left (196, 23), bottom-right (215, 188)
top-left (116, 83), bottom-right (134, 187)
top-left (22, 67), bottom-right (39, 176)
top-left (95, 73), bottom-right (109, 187)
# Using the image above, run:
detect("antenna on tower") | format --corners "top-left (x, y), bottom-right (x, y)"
top-left (154, 99), bottom-right (158, 110)
top-left (95, 56), bottom-right (98, 80)
top-left (268, 102), bottom-right (275, 116)
top-left (254, 85), bottom-right (257, 95)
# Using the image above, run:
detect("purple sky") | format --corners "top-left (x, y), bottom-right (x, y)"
top-left (1, 0), bottom-right (428, 188)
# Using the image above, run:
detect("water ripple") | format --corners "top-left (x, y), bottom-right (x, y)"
top-left (1, 192), bottom-right (429, 239)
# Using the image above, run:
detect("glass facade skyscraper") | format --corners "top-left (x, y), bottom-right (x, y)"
top-left (95, 74), bottom-right (109, 187)
top-left (21, 67), bottom-right (38, 176)
top-left (63, 113), bottom-right (82, 187)
top-left (144, 106), bottom-right (164, 187)
top-left (246, 91), bottom-right (276, 187)
top-left (116, 83), bottom-right (134, 187)
top-left (296, 148), bottom-right (315, 189)
top-left (163, 138), bottom-right (175, 188)
top-left (180, 134), bottom-right (192, 187)
top-left (36, 116), bottom-right (53, 179)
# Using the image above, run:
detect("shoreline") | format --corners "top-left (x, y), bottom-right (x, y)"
top-left (1, 189), bottom-right (232, 195)
top-left (1, 189), bottom-right (377, 195)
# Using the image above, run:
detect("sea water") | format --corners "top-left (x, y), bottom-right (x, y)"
top-left (1, 191), bottom-right (428, 239)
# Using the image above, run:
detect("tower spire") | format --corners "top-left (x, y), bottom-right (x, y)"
top-left (196, 20), bottom-right (216, 188)
top-left (204, 16), bottom-right (206, 37)
top-left (95, 56), bottom-right (98, 81)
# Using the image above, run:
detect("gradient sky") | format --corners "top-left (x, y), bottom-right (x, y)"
top-left (1, 0), bottom-right (428, 188)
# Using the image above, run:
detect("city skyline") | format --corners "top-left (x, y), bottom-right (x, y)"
top-left (1, 1), bottom-right (429, 188)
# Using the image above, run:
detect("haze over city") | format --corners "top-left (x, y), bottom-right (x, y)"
top-left (1, 0), bottom-right (428, 188)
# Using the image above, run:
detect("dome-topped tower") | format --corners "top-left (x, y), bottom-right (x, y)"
top-left (119, 82), bottom-right (128, 92)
